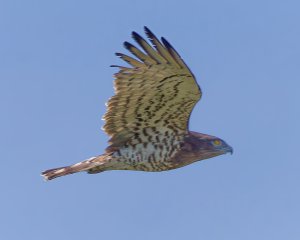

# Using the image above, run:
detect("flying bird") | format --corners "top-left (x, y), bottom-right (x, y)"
top-left (41, 27), bottom-right (233, 181)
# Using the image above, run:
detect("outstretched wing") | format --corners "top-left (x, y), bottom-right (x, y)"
top-left (103, 27), bottom-right (202, 148)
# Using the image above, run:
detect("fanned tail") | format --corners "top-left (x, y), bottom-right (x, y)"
top-left (41, 155), bottom-right (106, 181)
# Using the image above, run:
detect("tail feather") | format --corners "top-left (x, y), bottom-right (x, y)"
top-left (41, 156), bottom-right (105, 181)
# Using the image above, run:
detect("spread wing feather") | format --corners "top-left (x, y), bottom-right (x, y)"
top-left (144, 27), bottom-right (179, 66)
top-left (103, 27), bottom-right (202, 147)
top-left (114, 53), bottom-right (144, 67)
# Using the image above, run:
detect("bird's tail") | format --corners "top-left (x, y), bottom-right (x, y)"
top-left (41, 155), bottom-right (107, 181)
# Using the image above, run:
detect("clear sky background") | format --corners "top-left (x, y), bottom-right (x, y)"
top-left (1, 0), bottom-right (299, 239)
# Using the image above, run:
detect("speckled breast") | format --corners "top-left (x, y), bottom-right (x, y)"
top-left (112, 131), bottom-right (184, 171)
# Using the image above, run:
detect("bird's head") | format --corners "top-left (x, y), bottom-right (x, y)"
top-left (182, 131), bottom-right (233, 161)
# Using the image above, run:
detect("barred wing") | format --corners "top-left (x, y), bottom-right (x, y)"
top-left (103, 27), bottom-right (202, 147)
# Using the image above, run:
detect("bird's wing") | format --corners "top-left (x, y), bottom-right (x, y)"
top-left (103, 27), bottom-right (202, 148)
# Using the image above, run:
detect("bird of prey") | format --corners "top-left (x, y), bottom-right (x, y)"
top-left (41, 27), bottom-right (233, 181)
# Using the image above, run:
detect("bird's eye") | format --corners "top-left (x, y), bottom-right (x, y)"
top-left (212, 139), bottom-right (222, 146)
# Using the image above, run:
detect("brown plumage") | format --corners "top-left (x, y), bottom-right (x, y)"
top-left (41, 27), bottom-right (233, 181)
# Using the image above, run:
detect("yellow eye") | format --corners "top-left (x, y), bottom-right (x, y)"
top-left (213, 140), bottom-right (221, 146)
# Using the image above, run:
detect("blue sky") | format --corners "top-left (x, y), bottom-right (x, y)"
top-left (1, 0), bottom-right (299, 239)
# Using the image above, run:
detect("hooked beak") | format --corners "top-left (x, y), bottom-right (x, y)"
top-left (224, 145), bottom-right (233, 155)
